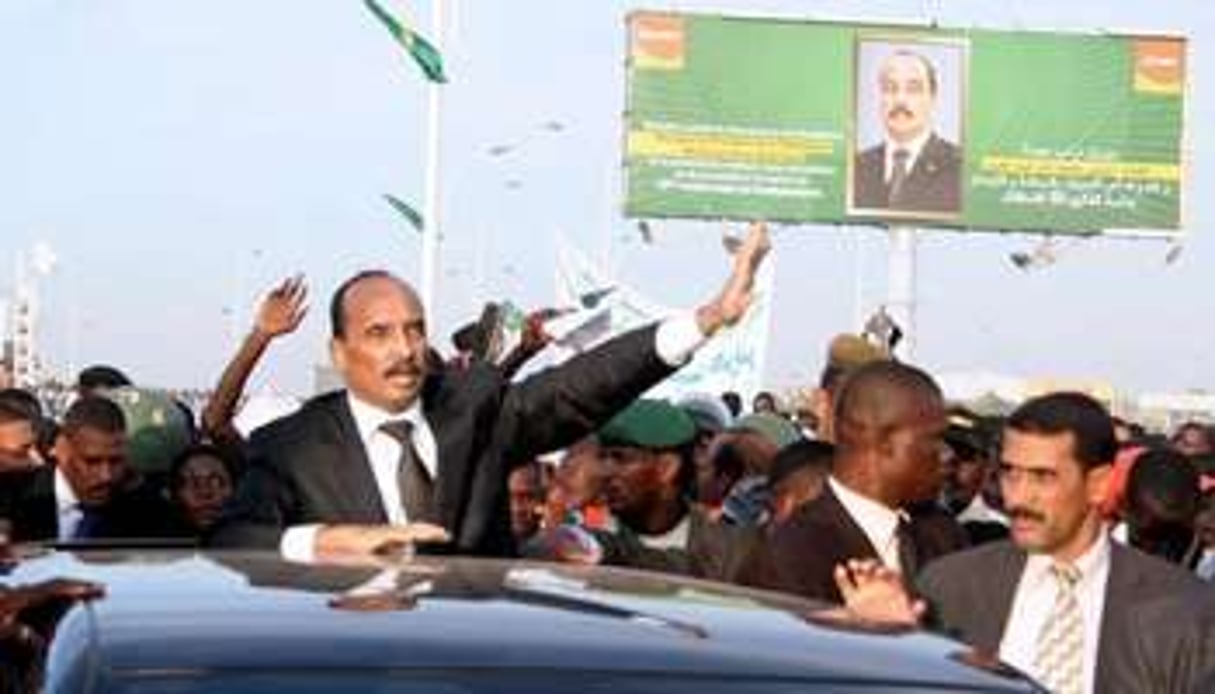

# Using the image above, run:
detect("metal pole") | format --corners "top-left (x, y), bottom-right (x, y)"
top-left (419, 0), bottom-right (445, 323)
top-left (886, 226), bottom-right (917, 361)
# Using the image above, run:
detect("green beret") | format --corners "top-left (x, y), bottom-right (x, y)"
top-left (598, 399), bottom-right (696, 449)
top-left (102, 386), bottom-right (192, 475)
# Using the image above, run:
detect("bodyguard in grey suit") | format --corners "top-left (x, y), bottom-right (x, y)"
top-left (837, 392), bottom-right (1213, 693)
top-left (210, 223), bottom-right (771, 561)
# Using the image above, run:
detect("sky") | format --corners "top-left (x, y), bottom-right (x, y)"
top-left (1, 0), bottom-right (1212, 398)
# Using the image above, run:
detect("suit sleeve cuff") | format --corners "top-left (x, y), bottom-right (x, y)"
top-left (655, 313), bottom-right (707, 367)
top-left (280, 524), bottom-right (322, 562)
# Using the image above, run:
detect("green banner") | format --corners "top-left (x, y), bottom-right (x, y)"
top-left (624, 13), bottom-right (1186, 233)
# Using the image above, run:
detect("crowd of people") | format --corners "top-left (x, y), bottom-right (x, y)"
top-left (2, 222), bottom-right (1214, 691)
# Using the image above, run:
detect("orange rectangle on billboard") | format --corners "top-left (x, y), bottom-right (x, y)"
top-left (630, 13), bottom-right (685, 70)
top-left (1133, 37), bottom-right (1185, 95)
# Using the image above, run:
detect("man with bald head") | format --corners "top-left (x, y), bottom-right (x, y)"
top-left (211, 223), bottom-right (770, 559)
top-left (743, 360), bottom-right (963, 602)
top-left (853, 47), bottom-right (962, 215)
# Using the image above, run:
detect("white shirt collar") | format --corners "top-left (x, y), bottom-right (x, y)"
top-left (884, 128), bottom-right (933, 181)
top-left (1023, 526), bottom-right (1111, 589)
top-left (639, 513), bottom-right (691, 551)
top-left (956, 494), bottom-right (1009, 526)
top-left (54, 465), bottom-right (80, 514)
top-left (829, 476), bottom-right (902, 563)
top-left (345, 391), bottom-right (424, 444)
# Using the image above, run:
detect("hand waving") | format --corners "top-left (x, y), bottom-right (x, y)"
top-left (254, 274), bottom-right (308, 339)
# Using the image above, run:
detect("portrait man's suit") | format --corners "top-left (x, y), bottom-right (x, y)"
top-left (0, 467), bottom-right (181, 542)
top-left (740, 485), bottom-right (966, 602)
top-left (209, 324), bottom-right (675, 556)
top-left (916, 538), bottom-right (1213, 693)
top-left (852, 134), bottom-right (962, 214)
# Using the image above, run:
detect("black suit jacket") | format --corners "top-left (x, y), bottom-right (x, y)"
top-left (853, 134), bottom-right (962, 214)
top-left (740, 485), bottom-right (966, 602)
top-left (917, 539), bottom-right (1212, 693)
top-left (209, 323), bottom-right (675, 556)
top-left (0, 467), bottom-right (183, 542)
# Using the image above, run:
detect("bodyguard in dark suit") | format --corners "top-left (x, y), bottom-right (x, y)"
top-left (852, 49), bottom-right (962, 215)
top-left (209, 223), bottom-right (771, 560)
top-left (837, 392), bottom-right (1214, 693)
top-left (0, 397), bottom-right (180, 542)
top-left (744, 361), bottom-right (965, 602)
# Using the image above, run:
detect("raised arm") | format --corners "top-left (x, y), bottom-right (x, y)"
top-left (201, 275), bottom-right (308, 444)
top-left (502, 221), bottom-right (771, 458)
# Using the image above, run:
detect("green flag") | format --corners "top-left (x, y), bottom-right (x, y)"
top-left (383, 194), bottom-right (424, 232)
top-left (363, 0), bottom-right (448, 83)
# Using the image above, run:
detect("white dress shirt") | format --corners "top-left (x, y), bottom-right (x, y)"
top-left (281, 313), bottom-right (707, 560)
top-left (956, 493), bottom-right (1009, 527)
top-left (998, 531), bottom-right (1111, 694)
top-left (639, 514), bottom-right (690, 551)
top-left (884, 128), bottom-right (932, 183)
top-left (828, 477), bottom-right (903, 570)
top-left (54, 466), bottom-right (84, 541)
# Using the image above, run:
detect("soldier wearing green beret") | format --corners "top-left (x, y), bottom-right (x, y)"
top-left (530, 399), bottom-right (759, 583)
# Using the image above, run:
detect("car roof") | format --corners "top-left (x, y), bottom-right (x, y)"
top-left (7, 549), bottom-right (1037, 691)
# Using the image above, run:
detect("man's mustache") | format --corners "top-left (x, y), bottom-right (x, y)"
top-left (384, 361), bottom-right (423, 378)
top-left (1006, 506), bottom-right (1045, 523)
top-left (887, 104), bottom-right (914, 119)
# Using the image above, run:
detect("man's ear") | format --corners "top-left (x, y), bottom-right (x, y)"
top-left (656, 452), bottom-right (681, 486)
top-left (1085, 464), bottom-right (1112, 507)
top-left (811, 388), bottom-right (834, 441)
top-left (330, 337), bottom-right (346, 374)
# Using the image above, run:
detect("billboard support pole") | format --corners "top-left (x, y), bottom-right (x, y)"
top-left (886, 226), bottom-right (918, 361)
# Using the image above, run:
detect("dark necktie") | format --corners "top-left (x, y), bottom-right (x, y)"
top-left (379, 419), bottom-right (438, 524)
top-left (888, 148), bottom-right (910, 207)
top-left (73, 507), bottom-right (104, 540)
top-left (895, 517), bottom-right (919, 579)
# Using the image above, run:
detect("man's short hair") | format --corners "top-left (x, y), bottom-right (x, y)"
top-left (1005, 392), bottom-right (1116, 470)
top-left (62, 396), bottom-right (127, 437)
top-left (833, 360), bottom-right (942, 444)
top-left (768, 439), bottom-right (834, 490)
top-left (886, 49), bottom-right (938, 95)
top-left (76, 365), bottom-right (132, 392)
top-left (329, 269), bottom-right (406, 338)
top-left (1127, 448), bottom-right (1201, 520)
top-left (0, 388), bottom-right (40, 424)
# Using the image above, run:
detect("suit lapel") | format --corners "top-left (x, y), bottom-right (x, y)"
top-left (1095, 543), bottom-right (1143, 692)
top-left (324, 395), bottom-right (388, 523)
top-left (28, 467), bottom-right (60, 541)
top-left (824, 486), bottom-right (882, 558)
top-left (980, 544), bottom-right (1027, 652)
top-left (422, 370), bottom-right (475, 533)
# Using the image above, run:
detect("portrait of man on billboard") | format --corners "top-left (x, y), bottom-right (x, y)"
top-left (851, 38), bottom-right (966, 218)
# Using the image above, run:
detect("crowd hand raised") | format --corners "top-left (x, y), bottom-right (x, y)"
top-left (315, 523), bottom-right (450, 560)
top-left (697, 221), bottom-right (771, 337)
top-left (833, 558), bottom-right (925, 627)
top-left (254, 274), bottom-right (308, 339)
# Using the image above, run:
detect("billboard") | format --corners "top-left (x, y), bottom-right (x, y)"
top-left (624, 13), bottom-right (1187, 234)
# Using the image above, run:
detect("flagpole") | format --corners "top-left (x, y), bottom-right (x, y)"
top-left (419, 0), bottom-right (446, 324)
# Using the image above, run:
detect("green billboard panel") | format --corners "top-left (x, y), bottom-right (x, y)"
top-left (624, 12), bottom-right (1187, 234)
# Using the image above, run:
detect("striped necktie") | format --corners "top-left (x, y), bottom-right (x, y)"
top-left (1034, 563), bottom-right (1084, 694)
